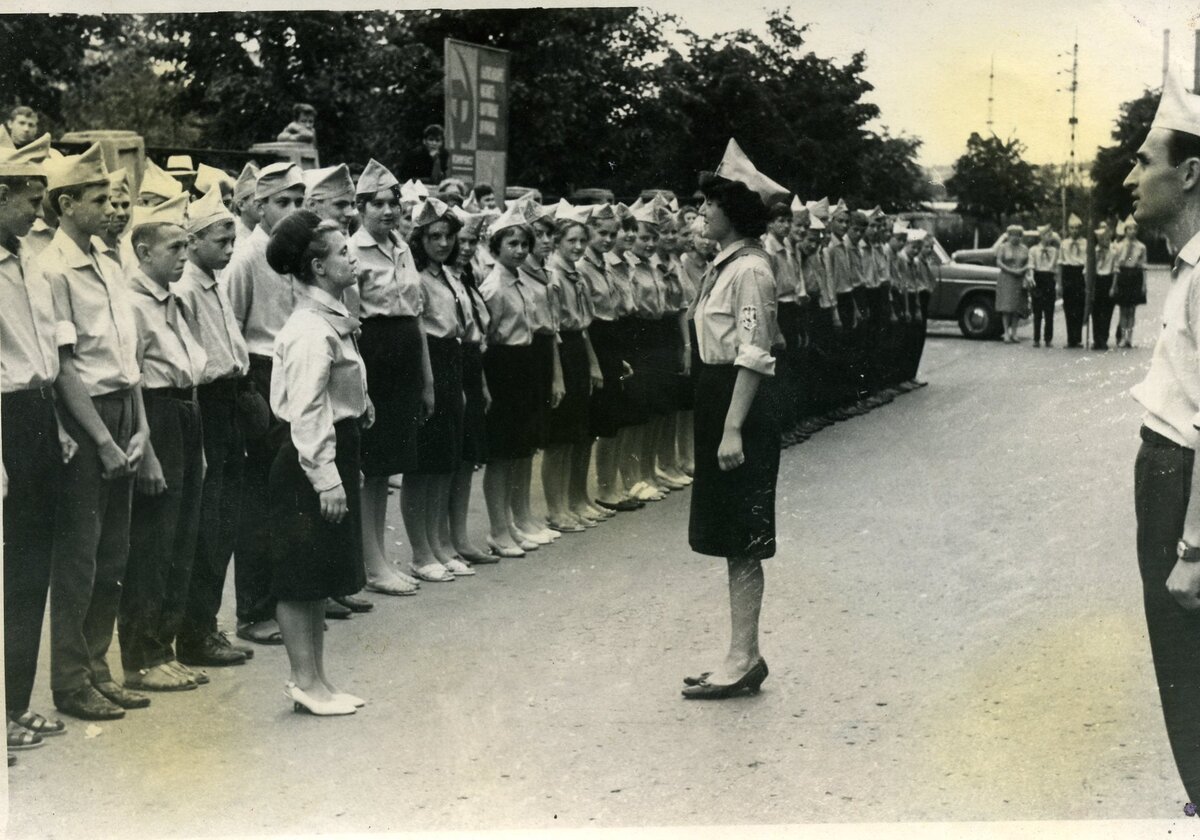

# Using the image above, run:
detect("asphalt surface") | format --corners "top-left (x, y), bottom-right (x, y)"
top-left (6, 268), bottom-right (1196, 837)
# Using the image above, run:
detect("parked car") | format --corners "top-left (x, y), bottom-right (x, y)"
top-left (927, 231), bottom-right (1039, 339)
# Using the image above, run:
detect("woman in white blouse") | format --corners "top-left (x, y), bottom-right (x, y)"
top-left (265, 211), bottom-right (371, 716)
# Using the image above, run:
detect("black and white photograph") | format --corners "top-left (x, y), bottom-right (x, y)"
top-left (2, 1), bottom-right (1200, 837)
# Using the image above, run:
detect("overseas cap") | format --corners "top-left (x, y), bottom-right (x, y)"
top-left (195, 163), bottom-right (234, 195)
top-left (130, 191), bottom-right (188, 231)
top-left (304, 163), bottom-right (355, 202)
top-left (254, 162), bottom-right (304, 201)
top-left (355, 158), bottom-right (399, 197)
top-left (187, 185), bottom-right (235, 234)
top-left (704, 138), bottom-right (789, 207)
top-left (46, 142), bottom-right (108, 191)
top-left (1151, 72), bottom-right (1200, 139)
top-left (140, 160), bottom-right (184, 199)
top-left (233, 162), bottom-right (260, 202)
top-left (0, 134), bottom-right (52, 178)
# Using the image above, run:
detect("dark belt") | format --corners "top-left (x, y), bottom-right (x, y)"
top-left (197, 377), bottom-right (240, 401)
top-left (94, 386), bottom-right (134, 402)
top-left (143, 386), bottom-right (196, 402)
top-left (3, 384), bottom-right (54, 402)
top-left (1141, 425), bottom-right (1186, 449)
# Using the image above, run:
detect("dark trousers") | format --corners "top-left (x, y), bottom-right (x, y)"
top-left (1092, 276), bottom-right (1116, 348)
top-left (1062, 266), bottom-right (1086, 347)
top-left (118, 392), bottom-right (204, 672)
top-left (1134, 427), bottom-right (1200, 803)
top-left (4, 389), bottom-right (59, 714)
top-left (50, 389), bottom-right (135, 692)
top-left (913, 290), bottom-right (930, 381)
top-left (1032, 273), bottom-right (1056, 344)
top-left (235, 355), bottom-right (281, 625)
top-left (776, 301), bottom-right (802, 433)
top-left (834, 292), bottom-right (859, 406)
top-left (807, 304), bottom-right (837, 416)
top-left (179, 379), bottom-right (245, 645)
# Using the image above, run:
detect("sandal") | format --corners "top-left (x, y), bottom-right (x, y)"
top-left (409, 561), bottom-right (455, 582)
top-left (365, 578), bottom-right (419, 596)
top-left (10, 710), bottom-right (66, 737)
top-left (7, 720), bottom-right (44, 751)
top-left (236, 620), bottom-right (284, 645)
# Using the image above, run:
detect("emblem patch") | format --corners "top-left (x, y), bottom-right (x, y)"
top-left (739, 305), bottom-right (758, 332)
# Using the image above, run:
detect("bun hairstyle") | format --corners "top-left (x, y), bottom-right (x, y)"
top-left (266, 210), bottom-right (340, 283)
top-left (696, 174), bottom-right (769, 239)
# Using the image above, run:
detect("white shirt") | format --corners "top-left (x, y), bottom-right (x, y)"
top-left (1132, 230), bottom-right (1200, 447)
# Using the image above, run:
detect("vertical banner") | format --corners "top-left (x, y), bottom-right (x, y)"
top-left (445, 38), bottom-right (510, 198)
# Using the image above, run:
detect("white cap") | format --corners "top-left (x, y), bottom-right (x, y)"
top-left (1152, 71), bottom-right (1200, 139)
top-left (708, 138), bottom-right (789, 206)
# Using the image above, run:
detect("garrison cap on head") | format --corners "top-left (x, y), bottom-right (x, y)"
top-left (165, 155), bottom-right (197, 178)
top-left (1094, 222), bottom-right (1110, 236)
top-left (141, 160), bottom-right (184, 199)
top-left (554, 199), bottom-right (592, 224)
top-left (233, 162), bottom-right (260, 202)
top-left (586, 203), bottom-right (617, 222)
top-left (255, 162), bottom-right (304, 201)
top-left (187, 185), bottom-right (235, 234)
top-left (0, 136), bottom-right (51, 179)
top-left (892, 219), bottom-right (912, 235)
top-left (631, 194), bottom-right (671, 226)
top-left (450, 205), bottom-right (485, 236)
top-left (462, 191), bottom-right (482, 213)
top-left (1036, 224), bottom-right (1052, 235)
top-left (1152, 71), bottom-right (1200, 139)
top-left (106, 168), bottom-right (131, 195)
top-left (614, 202), bottom-right (632, 222)
top-left (832, 198), bottom-right (850, 217)
top-left (905, 228), bottom-right (928, 243)
top-left (1005, 223), bottom-right (1023, 235)
top-left (411, 196), bottom-right (459, 229)
top-left (46, 142), bottom-right (108, 191)
top-left (400, 179), bottom-right (430, 203)
top-left (512, 193), bottom-right (555, 225)
top-left (805, 197), bottom-right (831, 221)
top-left (355, 158), bottom-right (399, 198)
top-left (1067, 213), bottom-right (1082, 227)
top-left (807, 214), bottom-right (826, 231)
top-left (701, 138), bottom-right (789, 207)
top-left (790, 195), bottom-right (805, 213)
top-left (1123, 214), bottom-right (1138, 231)
top-left (195, 163), bottom-right (234, 195)
top-left (486, 202), bottom-right (530, 238)
top-left (304, 164), bottom-right (355, 202)
top-left (130, 191), bottom-right (188, 231)
top-left (866, 206), bottom-right (885, 221)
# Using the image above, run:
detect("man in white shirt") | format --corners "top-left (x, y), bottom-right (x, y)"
top-left (1125, 72), bottom-right (1200, 805)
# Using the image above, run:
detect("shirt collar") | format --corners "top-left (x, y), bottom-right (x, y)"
top-left (182, 258), bottom-right (217, 290)
top-left (303, 284), bottom-right (351, 317)
top-left (129, 267), bottom-right (172, 302)
top-left (712, 238), bottom-right (757, 270)
top-left (583, 247), bottom-right (605, 270)
top-left (1176, 229), bottom-right (1200, 271)
top-left (51, 228), bottom-right (99, 270)
top-left (548, 251), bottom-right (577, 276)
top-left (0, 240), bottom-right (18, 264)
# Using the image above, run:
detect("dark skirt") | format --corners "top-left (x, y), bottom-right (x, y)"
top-left (545, 329), bottom-right (591, 447)
top-left (1115, 266), bottom-right (1146, 307)
top-left (359, 316), bottom-right (424, 477)
top-left (616, 317), bottom-right (648, 428)
top-left (627, 316), bottom-right (678, 418)
top-left (484, 343), bottom-right (538, 460)
top-left (269, 418), bottom-right (367, 601)
top-left (461, 341), bottom-right (487, 465)
top-left (587, 318), bottom-right (626, 439)
top-left (683, 318), bottom-right (700, 412)
top-left (688, 363), bottom-right (780, 560)
top-left (411, 335), bottom-right (464, 475)
top-left (531, 332), bottom-right (556, 449)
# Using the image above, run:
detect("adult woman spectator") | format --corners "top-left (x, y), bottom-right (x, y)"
top-left (349, 159), bottom-right (432, 597)
top-left (994, 224), bottom-right (1030, 344)
top-left (682, 140), bottom-right (785, 699)
top-left (1113, 217), bottom-right (1149, 348)
top-left (266, 211), bottom-right (368, 716)
top-left (404, 198), bottom-right (471, 582)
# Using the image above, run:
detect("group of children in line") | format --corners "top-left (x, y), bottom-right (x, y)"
top-left (1, 133), bottom-right (932, 736)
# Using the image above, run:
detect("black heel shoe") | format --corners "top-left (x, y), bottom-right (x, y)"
top-left (681, 659), bottom-right (768, 700)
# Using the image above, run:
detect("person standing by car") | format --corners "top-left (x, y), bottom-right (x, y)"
top-left (1114, 216), bottom-right (1149, 348)
top-left (994, 225), bottom-right (1029, 344)
top-left (1027, 225), bottom-right (1059, 348)
top-left (1123, 72), bottom-right (1200, 805)
top-left (1060, 213), bottom-right (1087, 348)
top-left (1092, 223), bottom-right (1117, 350)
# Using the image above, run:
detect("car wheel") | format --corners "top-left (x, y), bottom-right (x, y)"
top-left (958, 294), bottom-right (999, 340)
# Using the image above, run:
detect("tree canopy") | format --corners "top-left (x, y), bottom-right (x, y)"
top-left (1091, 87), bottom-right (1157, 220)
top-left (945, 133), bottom-right (1051, 225)
top-left (2, 10), bottom-right (930, 207)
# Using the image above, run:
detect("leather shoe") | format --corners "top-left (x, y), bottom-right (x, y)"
top-left (334, 594), bottom-right (374, 613)
top-left (53, 685), bottom-right (126, 720)
top-left (178, 633), bottom-right (248, 667)
top-left (681, 658), bottom-right (769, 700)
top-left (92, 679), bottom-right (151, 709)
top-left (324, 597), bottom-right (353, 620)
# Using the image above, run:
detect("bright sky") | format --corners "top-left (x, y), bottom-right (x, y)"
top-left (649, 0), bottom-right (1200, 166)
top-left (21, 0), bottom-right (1200, 167)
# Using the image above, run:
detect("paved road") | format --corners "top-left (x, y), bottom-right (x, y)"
top-left (6, 269), bottom-right (1189, 837)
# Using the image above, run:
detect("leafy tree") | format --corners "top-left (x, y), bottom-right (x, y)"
top-left (945, 133), bottom-right (1051, 224)
top-left (1091, 87), bottom-right (1158, 220)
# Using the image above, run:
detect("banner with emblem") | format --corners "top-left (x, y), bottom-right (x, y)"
top-left (444, 38), bottom-right (510, 198)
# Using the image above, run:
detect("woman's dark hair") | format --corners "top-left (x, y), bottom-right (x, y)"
top-left (472, 184), bottom-right (494, 201)
top-left (697, 175), bottom-right (769, 238)
top-left (530, 217), bottom-right (555, 238)
top-left (767, 203), bottom-right (792, 223)
top-left (423, 124), bottom-right (444, 141)
top-left (619, 215), bottom-right (638, 234)
top-left (266, 210), bottom-right (340, 283)
top-left (1166, 129), bottom-right (1200, 167)
top-left (488, 223), bottom-right (533, 257)
top-left (409, 216), bottom-right (463, 271)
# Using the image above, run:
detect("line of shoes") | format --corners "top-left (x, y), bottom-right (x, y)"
top-left (780, 380), bottom-right (926, 449)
